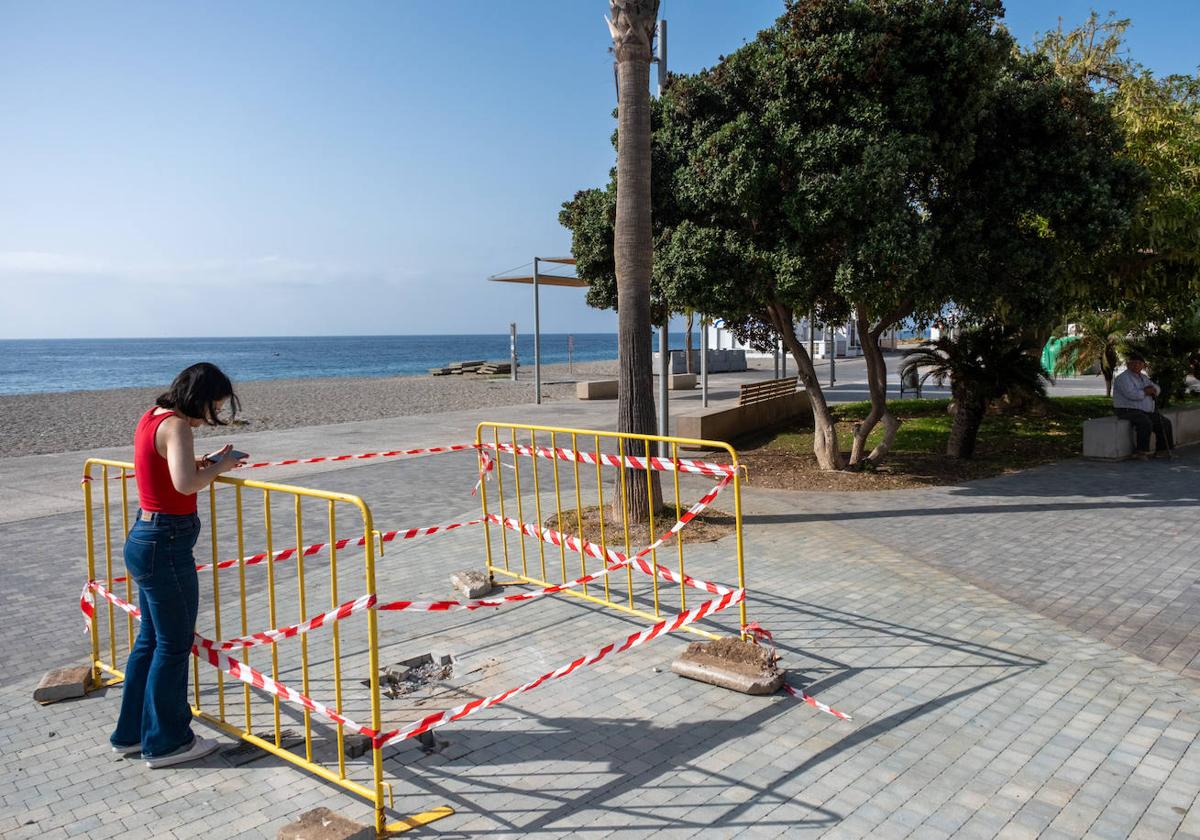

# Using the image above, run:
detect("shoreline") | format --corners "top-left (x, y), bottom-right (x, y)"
top-left (0, 359), bottom-right (624, 458)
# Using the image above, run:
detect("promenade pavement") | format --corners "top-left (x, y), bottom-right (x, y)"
top-left (5, 375), bottom-right (1200, 839)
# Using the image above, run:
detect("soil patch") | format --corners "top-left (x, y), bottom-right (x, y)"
top-left (543, 504), bottom-right (736, 549)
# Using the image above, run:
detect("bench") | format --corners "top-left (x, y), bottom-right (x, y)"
top-left (1082, 404), bottom-right (1200, 459)
top-left (898, 367), bottom-right (923, 399)
top-left (676, 377), bottom-right (810, 446)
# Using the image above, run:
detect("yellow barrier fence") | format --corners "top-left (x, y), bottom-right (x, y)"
top-left (475, 423), bottom-right (748, 639)
top-left (81, 458), bottom-right (451, 837)
top-left (81, 429), bottom-right (746, 834)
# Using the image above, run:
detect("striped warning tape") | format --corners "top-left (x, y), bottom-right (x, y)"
top-left (85, 440), bottom-right (736, 482)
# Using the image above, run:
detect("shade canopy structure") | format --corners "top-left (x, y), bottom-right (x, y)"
top-left (487, 257), bottom-right (584, 404)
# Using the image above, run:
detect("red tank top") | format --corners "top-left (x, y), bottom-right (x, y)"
top-left (134, 408), bottom-right (198, 515)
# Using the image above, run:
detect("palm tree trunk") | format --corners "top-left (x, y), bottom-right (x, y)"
top-left (609, 0), bottom-right (661, 522)
top-left (946, 396), bottom-right (986, 459)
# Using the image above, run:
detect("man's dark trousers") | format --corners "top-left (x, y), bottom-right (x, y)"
top-left (1115, 407), bottom-right (1174, 453)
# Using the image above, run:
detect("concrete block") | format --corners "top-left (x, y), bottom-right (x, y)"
top-left (1168, 405), bottom-right (1200, 445)
top-left (654, 349), bottom-right (748, 374)
top-left (576, 379), bottom-right (618, 400)
top-left (1082, 416), bottom-right (1134, 460)
top-left (667, 373), bottom-right (697, 391)
top-left (276, 807), bottom-right (373, 840)
top-left (450, 570), bottom-right (493, 599)
top-left (33, 665), bottom-right (92, 704)
top-left (670, 639), bottom-right (784, 695)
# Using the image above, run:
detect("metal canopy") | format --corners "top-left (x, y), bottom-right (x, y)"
top-left (487, 256), bottom-right (584, 405)
top-left (489, 274), bottom-right (586, 288)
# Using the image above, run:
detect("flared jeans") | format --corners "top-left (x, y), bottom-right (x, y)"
top-left (110, 511), bottom-right (201, 758)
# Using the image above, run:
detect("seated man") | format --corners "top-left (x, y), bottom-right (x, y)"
top-left (1112, 352), bottom-right (1174, 459)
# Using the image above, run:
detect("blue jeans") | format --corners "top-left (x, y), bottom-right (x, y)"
top-left (110, 511), bottom-right (201, 757)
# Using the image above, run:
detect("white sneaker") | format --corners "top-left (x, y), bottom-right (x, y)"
top-left (145, 735), bottom-right (219, 768)
top-left (111, 742), bottom-right (141, 756)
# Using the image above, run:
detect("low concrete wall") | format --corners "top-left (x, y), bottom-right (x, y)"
top-left (576, 380), bottom-right (618, 400)
top-left (653, 349), bottom-right (748, 375)
top-left (676, 391), bottom-right (812, 446)
top-left (668, 373), bottom-right (697, 391)
top-left (1082, 405), bottom-right (1200, 459)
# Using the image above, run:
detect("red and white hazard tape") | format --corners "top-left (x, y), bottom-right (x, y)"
top-left (85, 439), bottom-right (736, 483)
top-left (195, 645), bottom-right (377, 736)
top-left (486, 441), bottom-right (736, 479)
top-left (742, 621), bottom-right (852, 721)
top-left (373, 586), bottom-right (746, 747)
top-left (81, 580), bottom-right (749, 746)
top-left (79, 437), bottom-right (849, 741)
top-left (196, 594), bottom-right (378, 651)
top-left (99, 513), bottom-right (486, 586)
top-left (486, 474), bottom-right (734, 597)
top-left (84, 442), bottom-right (492, 483)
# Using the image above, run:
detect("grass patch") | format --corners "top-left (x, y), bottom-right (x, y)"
top-left (732, 395), bottom-right (1149, 491)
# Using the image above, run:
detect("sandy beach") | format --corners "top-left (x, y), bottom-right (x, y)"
top-left (0, 360), bottom-right (625, 458)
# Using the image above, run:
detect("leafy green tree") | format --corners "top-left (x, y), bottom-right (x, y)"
top-left (1053, 311), bottom-right (1135, 396)
top-left (1125, 309), bottom-right (1200, 408)
top-left (566, 2), bottom-right (1141, 472)
top-left (1036, 13), bottom-right (1200, 322)
top-left (636, 0), bottom-right (1017, 470)
top-left (901, 327), bottom-right (1050, 458)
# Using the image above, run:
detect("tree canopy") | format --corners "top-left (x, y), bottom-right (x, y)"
top-left (562, 0), bottom-right (1154, 470)
top-left (1036, 13), bottom-right (1200, 322)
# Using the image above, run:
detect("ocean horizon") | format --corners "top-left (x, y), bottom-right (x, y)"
top-left (0, 333), bottom-right (661, 396)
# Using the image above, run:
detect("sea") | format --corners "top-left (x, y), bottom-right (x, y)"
top-left (0, 333), bottom-right (690, 396)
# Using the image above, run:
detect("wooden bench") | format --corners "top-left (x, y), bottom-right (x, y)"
top-left (739, 377), bottom-right (799, 406)
top-left (677, 377), bottom-right (809, 446)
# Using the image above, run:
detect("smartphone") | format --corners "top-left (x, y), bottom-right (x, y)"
top-left (206, 449), bottom-right (249, 463)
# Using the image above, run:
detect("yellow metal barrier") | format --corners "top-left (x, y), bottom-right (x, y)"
top-left (82, 458), bottom-right (451, 837)
top-left (475, 423), bottom-right (748, 639)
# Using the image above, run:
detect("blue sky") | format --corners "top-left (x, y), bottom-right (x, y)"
top-left (1, 1), bottom-right (1196, 339)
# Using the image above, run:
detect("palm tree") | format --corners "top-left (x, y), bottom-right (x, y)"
top-left (901, 326), bottom-right (1050, 459)
top-left (608, 0), bottom-right (661, 520)
top-left (1053, 310), bottom-right (1133, 397)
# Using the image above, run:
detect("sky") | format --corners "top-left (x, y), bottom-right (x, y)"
top-left (1, 0), bottom-right (1197, 340)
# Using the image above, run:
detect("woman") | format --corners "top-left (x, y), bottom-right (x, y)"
top-left (110, 362), bottom-right (247, 768)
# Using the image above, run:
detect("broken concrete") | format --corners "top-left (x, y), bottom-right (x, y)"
top-left (276, 807), bottom-right (373, 840)
top-left (450, 570), bottom-right (493, 599)
top-left (345, 734), bottom-right (371, 759)
top-left (34, 665), bottom-right (92, 704)
top-left (671, 637), bottom-right (784, 695)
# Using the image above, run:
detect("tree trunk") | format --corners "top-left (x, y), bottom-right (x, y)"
top-left (769, 301), bottom-right (845, 470)
top-left (849, 308), bottom-right (901, 467)
top-left (1103, 345), bottom-right (1116, 397)
top-left (609, 0), bottom-right (661, 522)
top-left (946, 394), bottom-right (986, 459)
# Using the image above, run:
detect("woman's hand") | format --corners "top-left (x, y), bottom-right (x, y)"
top-left (214, 447), bottom-right (247, 474)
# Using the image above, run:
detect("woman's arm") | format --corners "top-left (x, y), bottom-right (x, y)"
top-left (160, 417), bottom-right (238, 495)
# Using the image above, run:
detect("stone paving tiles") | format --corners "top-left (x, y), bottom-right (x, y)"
top-left (0, 438), bottom-right (1198, 837)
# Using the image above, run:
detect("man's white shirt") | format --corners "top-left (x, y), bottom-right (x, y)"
top-left (1113, 369), bottom-right (1160, 412)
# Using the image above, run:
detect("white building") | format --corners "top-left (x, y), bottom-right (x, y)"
top-left (705, 314), bottom-right (898, 359)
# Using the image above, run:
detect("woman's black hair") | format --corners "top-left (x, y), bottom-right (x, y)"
top-left (156, 362), bottom-right (240, 426)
